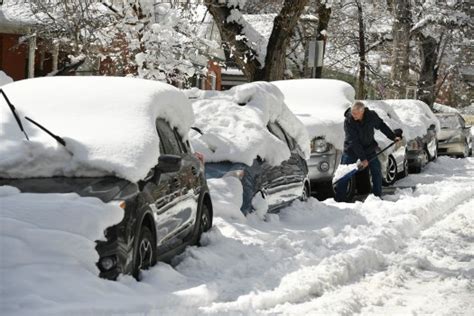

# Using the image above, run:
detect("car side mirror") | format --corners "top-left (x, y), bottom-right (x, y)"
top-left (157, 155), bottom-right (182, 173)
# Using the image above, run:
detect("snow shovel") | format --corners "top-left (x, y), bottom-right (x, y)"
top-left (333, 140), bottom-right (398, 186)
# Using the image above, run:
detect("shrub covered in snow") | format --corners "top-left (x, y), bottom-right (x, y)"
top-left (0, 76), bottom-right (193, 182)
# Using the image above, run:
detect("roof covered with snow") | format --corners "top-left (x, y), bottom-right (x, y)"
top-left (186, 81), bottom-right (310, 166)
top-left (272, 79), bottom-right (355, 151)
top-left (369, 99), bottom-right (440, 141)
top-left (0, 76), bottom-right (193, 182)
top-left (0, 1), bottom-right (37, 33)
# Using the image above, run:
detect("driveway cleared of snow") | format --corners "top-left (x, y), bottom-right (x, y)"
top-left (1, 157), bottom-right (473, 315)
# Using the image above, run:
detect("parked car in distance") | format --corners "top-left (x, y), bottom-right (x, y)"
top-left (0, 76), bottom-right (213, 281)
top-left (272, 79), bottom-right (354, 197)
top-left (435, 112), bottom-right (472, 157)
top-left (383, 99), bottom-right (440, 173)
top-left (187, 82), bottom-right (311, 215)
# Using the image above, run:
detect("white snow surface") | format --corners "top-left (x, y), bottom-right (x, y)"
top-left (0, 76), bottom-right (193, 182)
top-left (272, 79), bottom-right (355, 150)
top-left (186, 82), bottom-right (310, 166)
top-left (332, 162), bottom-right (358, 184)
top-left (373, 99), bottom-right (440, 141)
top-left (1, 157), bottom-right (473, 316)
top-left (0, 186), bottom-right (124, 316)
top-left (0, 71), bottom-right (13, 86)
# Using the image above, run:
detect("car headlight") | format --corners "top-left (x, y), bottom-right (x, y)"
top-left (311, 137), bottom-right (329, 153)
top-left (449, 134), bottom-right (463, 142)
top-left (407, 140), bottom-right (420, 151)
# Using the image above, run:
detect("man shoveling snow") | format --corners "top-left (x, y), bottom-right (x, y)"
top-left (335, 101), bottom-right (402, 202)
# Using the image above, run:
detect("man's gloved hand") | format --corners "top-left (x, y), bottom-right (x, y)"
top-left (358, 160), bottom-right (369, 169)
top-left (394, 136), bottom-right (402, 143)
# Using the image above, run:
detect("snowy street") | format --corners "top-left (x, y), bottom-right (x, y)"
top-left (2, 156), bottom-right (473, 316)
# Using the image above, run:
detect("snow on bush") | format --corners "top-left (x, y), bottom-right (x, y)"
top-left (272, 79), bottom-right (355, 151)
top-left (0, 76), bottom-right (193, 182)
top-left (0, 186), bottom-right (123, 315)
top-left (186, 81), bottom-right (310, 166)
top-left (373, 99), bottom-right (440, 141)
top-left (0, 71), bottom-right (13, 86)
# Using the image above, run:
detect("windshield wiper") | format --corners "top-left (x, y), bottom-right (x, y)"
top-left (24, 116), bottom-right (67, 147)
top-left (0, 89), bottom-right (29, 140)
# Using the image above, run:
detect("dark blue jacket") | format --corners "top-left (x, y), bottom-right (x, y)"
top-left (343, 108), bottom-right (396, 160)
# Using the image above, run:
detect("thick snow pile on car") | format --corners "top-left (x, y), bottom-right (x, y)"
top-left (272, 79), bottom-right (355, 151)
top-left (186, 81), bottom-right (310, 166)
top-left (0, 76), bottom-right (193, 182)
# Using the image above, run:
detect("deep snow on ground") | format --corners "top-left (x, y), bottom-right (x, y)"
top-left (1, 157), bottom-right (473, 316)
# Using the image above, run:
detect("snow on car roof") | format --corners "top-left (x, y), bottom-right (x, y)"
top-left (272, 79), bottom-right (355, 151)
top-left (364, 100), bottom-right (406, 147)
top-left (186, 81), bottom-right (310, 166)
top-left (0, 76), bottom-right (193, 182)
top-left (374, 99), bottom-right (440, 140)
top-left (0, 71), bottom-right (13, 87)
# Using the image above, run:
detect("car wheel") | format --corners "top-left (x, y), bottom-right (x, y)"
top-left (399, 158), bottom-right (409, 179)
top-left (300, 183), bottom-right (310, 201)
top-left (462, 141), bottom-right (469, 158)
top-left (196, 202), bottom-right (212, 246)
top-left (383, 156), bottom-right (397, 186)
top-left (333, 177), bottom-right (356, 202)
top-left (133, 226), bottom-right (156, 280)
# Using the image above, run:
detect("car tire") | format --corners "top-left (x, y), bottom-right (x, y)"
top-left (300, 183), bottom-right (310, 201)
top-left (133, 226), bottom-right (156, 280)
top-left (383, 155), bottom-right (397, 186)
top-left (333, 177), bottom-right (356, 202)
top-left (196, 202), bottom-right (212, 245)
top-left (461, 141), bottom-right (469, 158)
top-left (399, 158), bottom-right (409, 179)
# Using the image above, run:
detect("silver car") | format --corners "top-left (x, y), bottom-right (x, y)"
top-left (436, 113), bottom-right (472, 157)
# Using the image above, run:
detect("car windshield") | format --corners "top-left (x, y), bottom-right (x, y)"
top-left (438, 116), bottom-right (461, 129)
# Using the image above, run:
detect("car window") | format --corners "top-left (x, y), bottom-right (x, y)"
top-left (156, 119), bottom-right (181, 155)
top-left (173, 128), bottom-right (189, 153)
top-left (268, 122), bottom-right (294, 149)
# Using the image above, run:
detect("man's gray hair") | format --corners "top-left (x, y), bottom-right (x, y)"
top-left (351, 101), bottom-right (365, 111)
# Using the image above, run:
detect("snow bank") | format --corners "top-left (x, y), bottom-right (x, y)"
top-left (372, 99), bottom-right (440, 141)
top-left (0, 186), bottom-right (123, 315)
top-left (186, 82), bottom-right (310, 166)
top-left (0, 76), bottom-right (193, 182)
top-left (272, 79), bottom-right (355, 151)
top-left (0, 70), bottom-right (13, 86)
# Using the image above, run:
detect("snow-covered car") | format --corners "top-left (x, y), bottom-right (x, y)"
top-left (383, 99), bottom-right (440, 173)
top-left (364, 100), bottom-right (409, 185)
top-left (272, 79), bottom-right (353, 195)
top-left (435, 112), bottom-right (472, 157)
top-left (186, 82), bottom-right (311, 215)
top-left (0, 77), bottom-right (213, 280)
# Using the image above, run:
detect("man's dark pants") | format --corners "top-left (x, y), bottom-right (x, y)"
top-left (335, 152), bottom-right (383, 202)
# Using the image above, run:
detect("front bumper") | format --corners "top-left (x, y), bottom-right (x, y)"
top-left (437, 141), bottom-right (465, 156)
top-left (307, 149), bottom-right (341, 183)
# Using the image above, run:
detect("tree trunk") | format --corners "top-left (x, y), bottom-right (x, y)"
top-left (314, 0), bottom-right (331, 78)
top-left (390, 0), bottom-right (411, 98)
top-left (416, 34), bottom-right (438, 107)
top-left (206, 0), bottom-right (309, 82)
top-left (356, 1), bottom-right (366, 99)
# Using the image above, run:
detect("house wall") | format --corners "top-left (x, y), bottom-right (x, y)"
top-left (0, 33), bottom-right (27, 80)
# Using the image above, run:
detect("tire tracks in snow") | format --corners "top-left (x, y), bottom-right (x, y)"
top-left (201, 158), bottom-right (474, 314)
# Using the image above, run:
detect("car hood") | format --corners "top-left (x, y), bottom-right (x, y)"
top-left (438, 129), bottom-right (461, 140)
top-left (0, 177), bottom-right (131, 202)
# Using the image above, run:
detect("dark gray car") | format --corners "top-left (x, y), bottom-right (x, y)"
top-left (436, 113), bottom-right (472, 157)
top-left (204, 121), bottom-right (310, 215)
top-left (0, 118), bottom-right (213, 281)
